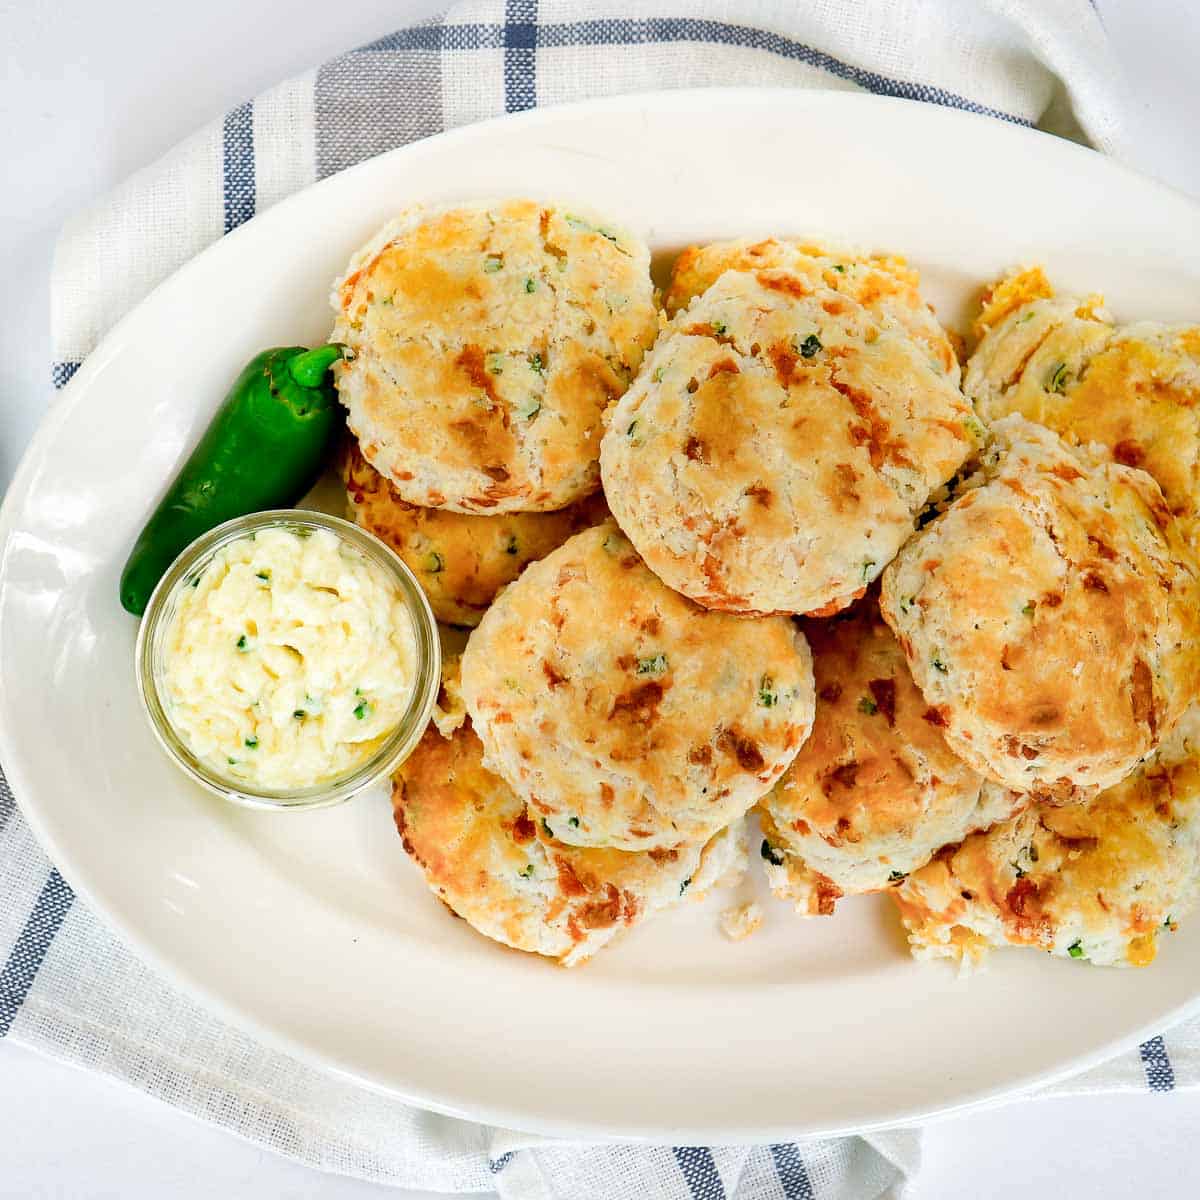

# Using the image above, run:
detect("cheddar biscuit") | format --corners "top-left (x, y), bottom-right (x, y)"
top-left (965, 267), bottom-right (1200, 550)
top-left (893, 706), bottom-right (1200, 969)
top-left (759, 601), bottom-right (1021, 915)
top-left (665, 236), bottom-right (959, 379)
top-left (333, 199), bottom-right (657, 513)
top-left (393, 722), bottom-right (745, 966)
top-left (461, 522), bottom-right (815, 850)
top-left (601, 269), bottom-right (978, 615)
top-left (881, 416), bottom-right (1200, 797)
top-left (342, 441), bottom-right (606, 626)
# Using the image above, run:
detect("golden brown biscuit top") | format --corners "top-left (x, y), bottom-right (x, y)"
top-left (881, 416), bottom-right (1200, 795)
top-left (600, 268), bottom-right (977, 616)
top-left (769, 601), bottom-right (986, 847)
top-left (970, 264), bottom-right (1056, 339)
top-left (966, 270), bottom-right (1200, 550)
top-left (461, 521), bottom-right (814, 848)
top-left (333, 199), bottom-right (657, 512)
top-left (394, 724), bottom-right (541, 944)
top-left (393, 722), bottom-right (709, 961)
top-left (1066, 327), bottom-right (1200, 547)
top-left (663, 237), bottom-right (959, 378)
top-left (894, 708), bottom-right (1200, 966)
top-left (341, 440), bottom-right (607, 626)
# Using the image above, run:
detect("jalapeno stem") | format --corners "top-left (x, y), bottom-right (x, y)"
top-left (287, 343), bottom-right (344, 388)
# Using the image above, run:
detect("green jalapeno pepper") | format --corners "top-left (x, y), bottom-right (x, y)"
top-left (119, 343), bottom-right (344, 615)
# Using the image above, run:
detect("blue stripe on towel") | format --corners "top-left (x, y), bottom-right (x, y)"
top-left (1140, 1036), bottom-right (1176, 1092)
top-left (51, 361), bottom-right (81, 390)
top-left (673, 1146), bottom-right (726, 1199)
top-left (489, 1153), bottom-right (514, 1173)
top-left (357, 15), bottom-right (1029, 127)
top-left (535, 18), bottom-right (1033, 125)
top-left (222, 101), bottom-right (256, 234)
top-left (0, 869), bottom-right (76, 1038)
top-left (504, 0), bottom-right (539, 113)
top-left (770, 1143), bottom-right (815, 1199)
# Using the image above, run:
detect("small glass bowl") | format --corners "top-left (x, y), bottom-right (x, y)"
top-left (135, 509), bottom-right (440, 811)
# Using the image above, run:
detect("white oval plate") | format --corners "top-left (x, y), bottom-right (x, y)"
top-left (4, 89), bottom-right (1200, 1142)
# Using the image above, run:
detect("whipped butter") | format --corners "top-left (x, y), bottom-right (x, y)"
top-left (161, 525), bottom-right (418, 790)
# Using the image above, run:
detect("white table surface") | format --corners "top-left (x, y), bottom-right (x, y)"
top-left (3, 1), bottom-right (1200, 1196)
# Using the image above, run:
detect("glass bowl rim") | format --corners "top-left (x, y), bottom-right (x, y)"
top-left (134, 508), bottom-right (441, 811)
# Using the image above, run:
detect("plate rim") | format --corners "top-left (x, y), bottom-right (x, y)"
top-left (4, 85), bottom-right (1200, 1141)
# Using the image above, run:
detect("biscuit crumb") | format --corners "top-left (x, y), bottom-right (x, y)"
top-left (720, 901), bottom-right (763, 941)
top-left (707, 821), bottom-right (750, 892)
top-left (431, 654), bottom-right (466, 737)
top-left (972, 265), bottom-right (1053, 340)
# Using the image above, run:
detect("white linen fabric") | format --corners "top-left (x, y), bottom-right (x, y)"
top-left (3, 2), bottom-right (1183, 1197)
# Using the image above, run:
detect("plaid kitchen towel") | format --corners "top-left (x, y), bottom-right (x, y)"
top-left (2, 1), bottom-right (1182, 1197)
